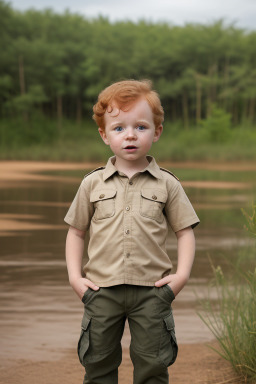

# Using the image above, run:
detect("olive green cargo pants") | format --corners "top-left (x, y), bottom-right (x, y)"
top-left (78, 284), bottom-right (178, 384)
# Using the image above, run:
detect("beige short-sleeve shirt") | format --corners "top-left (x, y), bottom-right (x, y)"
top-left (64, 156), bottom-right (199, 287)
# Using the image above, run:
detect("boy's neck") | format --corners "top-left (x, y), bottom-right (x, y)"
top-left (113, 156), bottom-right (150, 179)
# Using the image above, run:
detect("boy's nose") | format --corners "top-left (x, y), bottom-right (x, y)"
top-left (126, 127), bottom-right (137, 139)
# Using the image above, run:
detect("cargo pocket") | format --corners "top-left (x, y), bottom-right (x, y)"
top-left (140, 188), bottom-right (167, 223)
top-left (77, 314), bottom-right (91, 367)
top-left (90, 189), bottom-right (116, 220)
top-left (159, 313), bottom-right (178, 367)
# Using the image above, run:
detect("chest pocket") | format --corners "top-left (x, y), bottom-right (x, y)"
top-left (90, 189), bottom-right (117, 220)
top-left (140, 189), bottom-right (167, 223)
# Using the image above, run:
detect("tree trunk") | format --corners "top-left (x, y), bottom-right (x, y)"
top-left (18, 55), bottom-right (28, 122)
top-left (206, 66), bottom-right (212, 118)
top-left (223, 57), bottom-right (229, 110)
top-left (211, 62), bottom-right (218, 103)
top-left (242, 99), bottom-right (248, 124)
top-left (57, 95), bottom-right (62, 132)
top-left (195, 74), bottom-right (201, 125)
top-left (249, 98), bottom-right (255, 123)
top-left (207, 63), bottom-right (218, 117)
top-left (171, 100), bottom-right (176, 121)
top-left (232, 101), bottom-right (238, 126)
top-left (76, 97), bottom-right (82, 125)
top-left (182, 90), bottom-right (189, 129)
top-left (19, 55), bottom-right (26, 95)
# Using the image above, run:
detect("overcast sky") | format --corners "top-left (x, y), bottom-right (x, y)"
top-left (9, 0), bottom-right (256, 30)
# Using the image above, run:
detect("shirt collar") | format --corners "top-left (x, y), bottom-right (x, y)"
top-left (103, 156), bottom-right (163, 181)
top-left (103, 157), bottom-right (119, 181)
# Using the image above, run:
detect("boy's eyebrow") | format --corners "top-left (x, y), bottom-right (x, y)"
top-left (136, 120), bottom-right (150, 125)
top-left (109, 119), bottom-right (150, 127)
top-left (109, 121), bottom-right (123, 127)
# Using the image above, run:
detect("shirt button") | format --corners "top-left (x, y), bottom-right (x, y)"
top-left (99, 194), bottom-right (105, 199)
top-left (125, 206), bottom-right (130, 211)
top-left (125, 229), bottom-right (130, 235)
top-left (152, 195), bottom-right (157, 200)
top-left (129, 181), bottom-right (133, 185)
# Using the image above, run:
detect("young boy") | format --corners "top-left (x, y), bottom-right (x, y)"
top-left (65, 79), bottom-right (199, 384)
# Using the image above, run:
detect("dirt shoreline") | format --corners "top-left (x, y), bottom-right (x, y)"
top-left (0, 343), bottom-right (241, 384)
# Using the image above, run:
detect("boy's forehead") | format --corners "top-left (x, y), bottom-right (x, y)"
top-left (105, 98), bottom-right (152, 120)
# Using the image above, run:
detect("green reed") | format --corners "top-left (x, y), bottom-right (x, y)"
top-left (198, 205), bottom-right (256, 383)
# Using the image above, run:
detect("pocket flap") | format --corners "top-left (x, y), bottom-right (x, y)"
top-left (81, 315), bottom-right (91, 331)
top-left (164, 313), bottom-right (175, 331)
top-left (90, 189), bottom-right (117, 203)
top-left (141, 189), bottom-right (167, 203)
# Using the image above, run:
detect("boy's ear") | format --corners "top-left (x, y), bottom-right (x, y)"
top-left (98, 128), bottom-right (109, 145)
top-left (153, 125), bottom-right (163, 143)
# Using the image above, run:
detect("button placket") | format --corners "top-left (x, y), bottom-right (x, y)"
top-left (123, 181), bottom-right (132, 272)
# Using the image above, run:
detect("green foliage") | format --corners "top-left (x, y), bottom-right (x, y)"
top-left (150, 121), bottom-right (256, 162)
top-left (1, 117), bottom-right (256, 161)
top-left (1, 1), bottom-right (256, 160)
top-left (0, 1), bottom-right (256, 128)
top-left (200, 104), bottom-right (232, 143)
top-left (198, 207), bottom-right (256, 383)
top-left (0, 114), bottom-right (58, 147)
top-left (5, 85), bottom-right (48, 114)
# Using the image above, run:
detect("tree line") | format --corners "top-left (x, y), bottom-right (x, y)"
top-left (1, 0), bottom-right (256, 130)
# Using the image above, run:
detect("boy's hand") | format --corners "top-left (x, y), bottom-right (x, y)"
top-left (70, 277), bottom-right (99, 300)
top-left (155, 273), bottom-right (189, 297)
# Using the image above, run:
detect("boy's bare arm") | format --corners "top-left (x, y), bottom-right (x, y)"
top-left (155, 226), bottom-right (195, 297)
top-left (66, 226), bottom-right (99, 300)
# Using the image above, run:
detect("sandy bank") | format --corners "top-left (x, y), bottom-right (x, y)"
top-left (0, 343), bottom-right (241, 384)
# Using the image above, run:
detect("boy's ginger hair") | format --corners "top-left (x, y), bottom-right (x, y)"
top-left (93, 79), bottom-right (164, 130)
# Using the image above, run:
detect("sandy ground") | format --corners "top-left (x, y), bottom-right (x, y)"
top-left (0, 161), bottom-right (248, 384)
top-left (0, 343), bottom-right (242, 384)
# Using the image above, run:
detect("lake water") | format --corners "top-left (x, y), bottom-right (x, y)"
top-left (0, 162), bottom-right (255, 362)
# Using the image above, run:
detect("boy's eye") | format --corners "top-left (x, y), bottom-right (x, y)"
top-left (114, 126), bottom-right (123, 132)
top-left (137, 125), bottom-right (146, 131)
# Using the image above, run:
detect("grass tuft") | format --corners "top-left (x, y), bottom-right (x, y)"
top-left (198, 206), bottom-right (256, 383)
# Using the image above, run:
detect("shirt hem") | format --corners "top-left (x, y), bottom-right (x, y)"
top-left (88, 278), bottom-right (159, 287)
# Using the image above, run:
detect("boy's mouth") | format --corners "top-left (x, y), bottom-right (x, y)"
top-left (124, 145), bottom-right (137, 149)
top-left (124, 145), bottom-right (138, 153)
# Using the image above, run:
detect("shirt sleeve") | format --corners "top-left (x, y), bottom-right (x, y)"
top-left (64, 178), bottom-right (94, 231)
top-left (165, 181), bottom-right (199, 233)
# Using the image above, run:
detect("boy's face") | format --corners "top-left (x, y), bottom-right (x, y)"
top-left (98, 98), bottom-right (163, 166)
